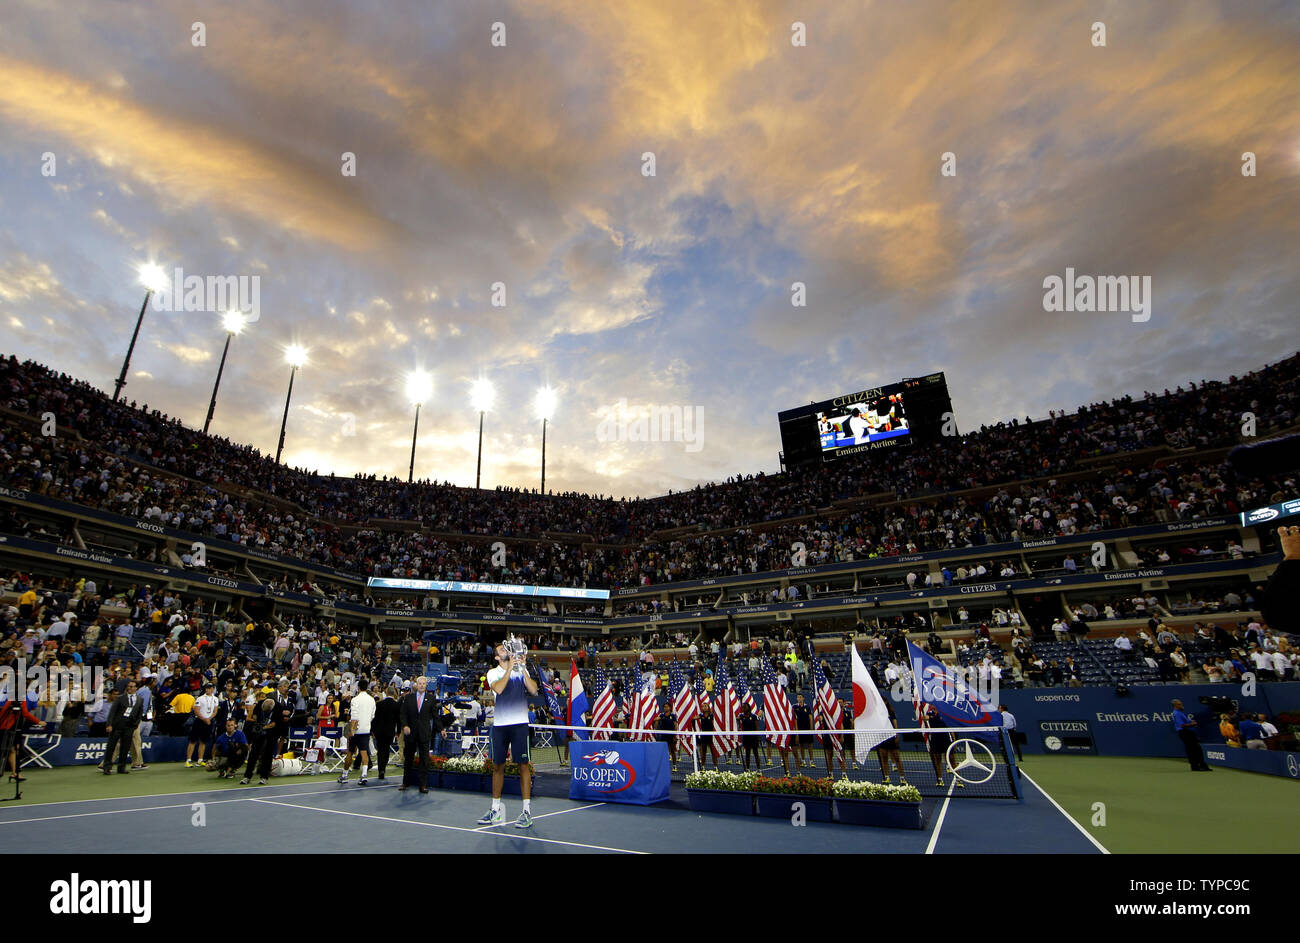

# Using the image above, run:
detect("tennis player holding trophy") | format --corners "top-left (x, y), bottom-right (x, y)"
top-left (477, 634), bottom-right (539, 828)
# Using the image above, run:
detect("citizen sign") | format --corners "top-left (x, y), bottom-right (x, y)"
top-left (959, 583), bottom-right (997, 594)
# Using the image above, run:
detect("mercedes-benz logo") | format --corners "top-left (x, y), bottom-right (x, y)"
top-left (946, 738), bottom-right (997, 784)
top-left (1288, 755), bottom-right (1298, 778)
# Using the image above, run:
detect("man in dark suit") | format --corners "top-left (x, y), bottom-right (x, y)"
top-left (103, 679), bottom-right (144, 775)
top-left (399, 676), bottom-right (438, 793)
top-left (372, 685), bottom-right (400, 782)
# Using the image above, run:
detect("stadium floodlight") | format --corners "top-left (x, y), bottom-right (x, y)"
top-left (284, 344), bottom-right (309, 368)
top-left (221, 309), bottom-right (248, 336)
top-left (112, 261), bottom-right (171, 403)
top-left (203, 310), bottom-right (249, 435)
top-left (470, 378), bottom-right (496, 489)
top-left (137, 262), bottom-right (170, 293)
top-left (534, 386), bottom-right (558, 494)
top-left (534, 386), bottom-right (558, 422)
top-left (406, 370), bottom-right (433, 405)
top-left (275, 345), bottom-right (309, 464)
top-left (470, 377), bottom-right (495, 413)
top-left (406, 370), bottom-right (434, 482)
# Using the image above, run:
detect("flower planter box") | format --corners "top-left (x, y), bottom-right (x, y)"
top-left (438, 770), bottom-right (522, 794)
top-left (686, 788), bottom-right (755, 816)
top-left (834, 797), bottom-right (923, 829)
top-left (440, 771), bottom-right (487, 791)
top-left (754, 793), bottom-right (833, 822)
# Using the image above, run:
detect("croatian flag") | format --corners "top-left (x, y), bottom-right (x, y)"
top-left (567, 660), bottom-right (589, 740)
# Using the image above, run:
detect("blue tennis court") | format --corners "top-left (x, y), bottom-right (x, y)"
top-left (0, 771), bottom-right (1103, 854)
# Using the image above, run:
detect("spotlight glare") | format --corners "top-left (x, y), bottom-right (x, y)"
top-left (534, 386), bottom-right (558, 421)
top-left (222, 310), bottom-right (247, 335)
top-left (137, 262), bottom-right (169, 293)
top-left (470, 377), bottom-right (496, 413)
top-left (406, 369), bottom-right (434, 405)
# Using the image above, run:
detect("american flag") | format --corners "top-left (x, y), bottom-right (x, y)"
top-left (672, 673), bottom-right (700, 758)
top-left (694, 676), bottom-right (711, 727)
top-left (590, 682), bottom-right (616, 740)
top-left (628, 673), bottom-right (659, 742)
top-left (713, 664), bottom-right (739, 753)
top-left (735, 667), bottom-right (756, 716)
top-left (813, 661), bottom-right (844, 760)
top-left (761, 661), bottom-right (794, 750)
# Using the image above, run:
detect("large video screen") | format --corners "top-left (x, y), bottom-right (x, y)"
top-left (777, 372), bottom-right (951, 467)
top-left (815, 385), bottom-right (910, 453)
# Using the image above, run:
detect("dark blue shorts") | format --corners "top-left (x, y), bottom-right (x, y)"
top-left (490, 723), bottom-right (530, 765)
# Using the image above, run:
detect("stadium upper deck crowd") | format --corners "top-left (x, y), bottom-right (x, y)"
top-left (0, 353), bottom-right (1296, 592)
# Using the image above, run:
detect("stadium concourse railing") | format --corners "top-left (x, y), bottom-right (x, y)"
top-left (0, 481), bottom-right (1278, 637)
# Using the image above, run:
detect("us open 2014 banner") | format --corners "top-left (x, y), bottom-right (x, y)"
top-left (568, 740), bottom-right (671, 805)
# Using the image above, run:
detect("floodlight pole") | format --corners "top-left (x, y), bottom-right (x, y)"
top-left (409, 402), bottom-right (421, 483)
top-left (113, 290), bottom-right (153, 403)
top-left (203, 331), bottom-right (234, 434)
top-left (540, 417), bottom-right (547, 494)
top-left (275, 365), bottom-right (298, 465)
top-left (476, 410), bottom-right (485, 489)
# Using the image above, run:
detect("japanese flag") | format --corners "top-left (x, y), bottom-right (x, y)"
top-left (850, 644), bottom-right (896, 762)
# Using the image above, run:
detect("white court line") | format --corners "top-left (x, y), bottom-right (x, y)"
top-left (924, 779), bottom-right (958, 855)
top-left (251, 797), bottom-right (645, 854)
top-left (472, 802), bottom-right (605, 831)
top-left (0, 783), bottom-right (398, 827)
top-left (0, 775), bottom-right (357, 812)
top-left (1019, 770), bottom-right (1110, 855)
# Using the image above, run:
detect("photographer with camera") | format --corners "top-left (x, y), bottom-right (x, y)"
top-left (476, 638), bottom-right (537, 829)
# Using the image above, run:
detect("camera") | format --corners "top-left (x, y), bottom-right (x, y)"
top-left (1198, 695), bottom-right (1238, 713)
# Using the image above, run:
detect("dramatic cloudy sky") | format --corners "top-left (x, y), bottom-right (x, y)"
top-left (1, 0), bottom-right (1298, 498)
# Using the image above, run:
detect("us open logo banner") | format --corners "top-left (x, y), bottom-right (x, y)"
top-left (905, 641), bottom-right (1002, 736)
top-left (572, 749), bottom-right (637, 793)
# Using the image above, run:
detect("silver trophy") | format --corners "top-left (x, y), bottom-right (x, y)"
top-left (506, 634), bottom-right (527, 669)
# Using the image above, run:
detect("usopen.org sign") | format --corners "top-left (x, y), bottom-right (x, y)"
top-left (571, 749), bottom-right (637, 793)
